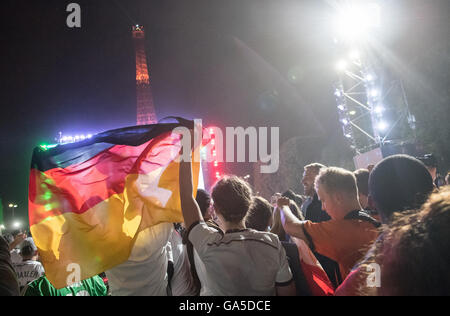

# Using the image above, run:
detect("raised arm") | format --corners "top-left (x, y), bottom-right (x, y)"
top-left (8, 233), bottom-right (26, 252)
top-left (179, 152), bottom-right (204, 230)
top-left (277, 197), bottom-right (311, 247)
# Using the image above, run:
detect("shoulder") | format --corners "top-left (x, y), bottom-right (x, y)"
top-left (24, 275), bottom-right (48, 296)
top-left (209, 229), bottom-right (282, 251)
top-left (188, 221), bottom-right (223, 247)
top-left (28, 275), bottom-right (46, 287)
top-left (303, 219), bottom-right (340, 232)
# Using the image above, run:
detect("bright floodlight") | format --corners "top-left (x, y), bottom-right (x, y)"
top-left (336, 60), bottom-right (348, 71)
top-left (374, 105), bottom-right (385, 114)
top-left (338, 104), bottom-right (345, 111)
top-left (370, 89), bottom-right (379, 97)
top-left (13, 222), bottom-right (21, 229)
top-left (377, 121), bottom-right (388, 131)
top-left (349, 49), bottom-right (360, 61)
top-left (365, 74), bottom-right (374, 82)
top-left (334, 2), bottom-right (381, 42)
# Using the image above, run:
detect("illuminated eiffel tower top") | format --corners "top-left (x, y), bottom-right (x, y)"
top-left (132, 25), bottom-right (157, 125)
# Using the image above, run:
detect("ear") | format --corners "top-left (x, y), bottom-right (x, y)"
top-left (333, 191), bottom-right (345, 205)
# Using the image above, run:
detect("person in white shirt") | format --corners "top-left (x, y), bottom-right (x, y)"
top-left (106, 222), bottom-right (173, 296)
top-left (179, 147), bottom-right (296, 296)
top-left (167, 228), bottom-right (197, 296)
top-left (5, 231), bottom-right (26, 265)
top-left (13, 237), bottom-right (44, 290)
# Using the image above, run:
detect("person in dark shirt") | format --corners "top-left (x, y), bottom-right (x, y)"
top-left (301, 163), bottom-right (330, 222)
top-left (300, 163), bottom-right (341, 287)
top-left (0, 236), bottom-right (20, 296)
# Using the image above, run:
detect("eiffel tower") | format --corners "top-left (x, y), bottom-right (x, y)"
top-left (132, 25), bottom-right (157, 125)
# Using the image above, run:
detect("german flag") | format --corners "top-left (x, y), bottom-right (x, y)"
top-left (28, 118), bottom-right (200, 289)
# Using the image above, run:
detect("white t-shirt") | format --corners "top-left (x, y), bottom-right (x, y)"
top-left (10, 249), bottom-right (22, 265)
top-left (194, 249), bottom-right (209, 296)
top-left (167, 230), bottom-right (197, 296)
top-left (189, 222), bottom-right (293, 296)
top-left (14, 260), bottom-right (45, 288)
top-left (106, 222), bottom-right (173, 296)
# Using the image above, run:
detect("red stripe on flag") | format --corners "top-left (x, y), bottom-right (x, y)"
top-left (300, 262), bottom-right (335, 296)
top-left (29, 132), bottom-right (181, 226)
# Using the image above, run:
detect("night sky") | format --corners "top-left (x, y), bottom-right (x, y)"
top-left (1, 0), bottom-right (449, 228)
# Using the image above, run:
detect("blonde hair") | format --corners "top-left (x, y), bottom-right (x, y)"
top-left (315, 167), bottom-right (358, 198)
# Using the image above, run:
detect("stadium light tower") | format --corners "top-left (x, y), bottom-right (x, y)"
top-left (331, 1), bottom-right (386, 153)
top-left (331, 1), bottom-right (416, 158)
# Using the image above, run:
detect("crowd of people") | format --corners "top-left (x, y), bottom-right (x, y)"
top-left (1, 153), bottom-right (449, 296)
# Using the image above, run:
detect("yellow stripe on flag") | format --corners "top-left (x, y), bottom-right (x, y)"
top-left (32, 159), bottom-right (199, 289)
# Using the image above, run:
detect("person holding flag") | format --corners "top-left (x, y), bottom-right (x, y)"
top-left (178, 132), bottom-right (296, 296)
top-left (28, 118), bottom-right (201, 294)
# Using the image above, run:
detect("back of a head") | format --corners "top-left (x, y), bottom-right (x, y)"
top-left (379, 187), bottom-right (450, 295)
top-left (369, 155), bottom-right (434, 223)
top-left (315, 167), bottom-right (358, 198)
top-left (20, 237), bottom-right (37, 258)
top-left (288, 200), bottom-right (304, 221)
top-left (211, 176), bottom-right (253, 223)
top-left (246, 196), bottom-right (273, 232)
top-left (354, 169), bottom-right (370, 197)
top-left (195, 189), bottom-right (211, 218)
top-left (282, 190), bottom-right (304, 207)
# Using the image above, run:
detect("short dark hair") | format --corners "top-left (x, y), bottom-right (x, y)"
top-left (282, 190), bottom-right (304, 207)
top-left (20, 245), bottom-right (35, 258)
top-left (354, 169), bottom-right (370, 196)
top-left (20, 238), bottom-right (37, 258)
top-left (195, 189), bottom-right (211, 217)
top-left (211, 176), bottom-right (253, 223)
top-left (246, 196), bottom-right (273, 231)
top-left (369, 154), bottom-right (434, 223)
top-left (304, 163), bottom-right (326, 174)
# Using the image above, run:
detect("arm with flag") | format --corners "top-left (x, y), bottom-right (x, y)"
top-left (179, 130), bottom-right (204, 231)
top-left (28, 118), bottom-right (201, 290)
